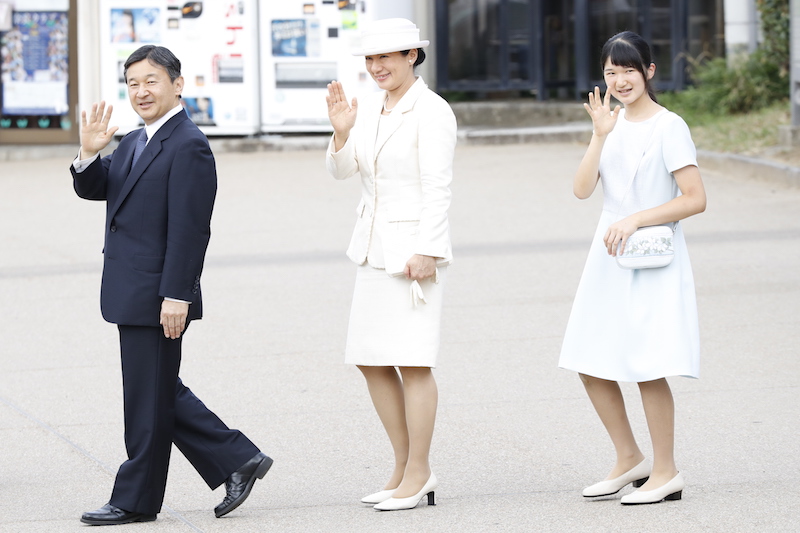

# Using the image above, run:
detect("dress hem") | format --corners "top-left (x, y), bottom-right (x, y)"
top-left (345, 362), bottom-right (437, 368)
top-left (558, 365), bottom-right (698, 382)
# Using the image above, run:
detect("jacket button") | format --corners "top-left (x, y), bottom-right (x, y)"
top-left (110, 225), bottom-right (116, 232)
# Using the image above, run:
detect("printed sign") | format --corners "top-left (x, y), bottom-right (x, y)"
top-left (1, 11), bottom-right (69, 117)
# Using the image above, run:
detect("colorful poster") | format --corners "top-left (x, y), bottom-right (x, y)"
top-left (99, 0), bottom-right (259, 135)
top-left (182, 96), bottom-right (215, 125)
top-left (272, 19), bottom-right (306, 57)
top-left (1, 11), bottom-right (69, 117)
top-left (110, 8), bottom-right (160, 43)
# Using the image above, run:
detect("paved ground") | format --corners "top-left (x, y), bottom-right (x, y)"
top-left (1, 142), bottom-right (799, 532)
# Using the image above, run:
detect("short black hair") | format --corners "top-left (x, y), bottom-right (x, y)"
top-left (123, 45), bottom-right (181, 83)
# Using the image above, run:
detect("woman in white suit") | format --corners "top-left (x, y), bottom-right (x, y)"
top-left (325, 18), bottom-right (456, 511)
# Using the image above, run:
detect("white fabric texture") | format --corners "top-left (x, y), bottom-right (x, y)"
top-left (327, 77), bottom-right (456, 269)
top-left (559, 109), bottom-right (700, 382)
top-left (345, 265), bottom-right (447, 367)
top-left (327, 77), bottom-right (456, 368)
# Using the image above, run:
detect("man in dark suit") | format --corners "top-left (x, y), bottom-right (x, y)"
top-left (71, 45), bottom-right (272, 526)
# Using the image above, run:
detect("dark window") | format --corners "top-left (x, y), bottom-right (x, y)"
top-left (437, 0), bottom-right (724, 97)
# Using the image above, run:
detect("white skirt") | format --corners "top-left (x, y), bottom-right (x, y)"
top-left (345, 265), bottom-right (447, 367)
top-left (558, 210), bottom-right (700, 382)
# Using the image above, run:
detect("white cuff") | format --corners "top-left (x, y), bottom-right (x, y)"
top-left (164, 297), bottom-right (191, 304)
top-left (72, 151), bottom-right (100, 173)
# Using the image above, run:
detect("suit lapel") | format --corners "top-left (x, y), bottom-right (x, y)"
top-left (372, 77), bottom-right (427, 164)
top-left (109, 112), bottom-right (188, 220)
top-left (118, 131), bottom-right (138, 177)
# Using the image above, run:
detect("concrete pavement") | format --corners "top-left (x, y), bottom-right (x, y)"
top-left (1, 142), bottom-right (799, 532)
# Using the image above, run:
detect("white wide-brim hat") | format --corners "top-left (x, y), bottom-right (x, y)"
top-left (351, 18), bottom-right (429, 56)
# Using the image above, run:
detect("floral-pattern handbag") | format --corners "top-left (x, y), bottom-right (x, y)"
top-left (616, 225), bottom-right (674, 269)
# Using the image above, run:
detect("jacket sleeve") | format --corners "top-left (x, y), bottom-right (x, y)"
top-left (326, 124), bottom-right (361, 181)
top-left (71, 152), bottom-right (114, 200)
top-left (415, 95), bottom-right (457, 260)
top-left (158, 135), bottom-right (217, 302)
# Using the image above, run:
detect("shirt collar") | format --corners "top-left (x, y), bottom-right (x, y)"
top-left (142, 103), bottom-right (185, 144)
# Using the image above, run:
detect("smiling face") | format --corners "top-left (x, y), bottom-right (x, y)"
top-left (364, 50), bottom-right (417, 94)
top-left (602, 57), bottom-right (655, 106)
top-left (126, 59), bottom-right (183, 125)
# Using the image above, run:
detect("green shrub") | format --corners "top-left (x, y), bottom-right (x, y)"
top-left (697, 53), bottom-right (784, 114)
top-left (662, 0), bottom-right (788, 119)
top-left (757, 0), bottom-right (789, 76)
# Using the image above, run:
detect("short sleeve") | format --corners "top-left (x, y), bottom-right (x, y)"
top-left (661, 113), bottom-right (697, 174)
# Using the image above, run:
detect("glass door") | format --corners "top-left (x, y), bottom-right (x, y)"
top-left (438, 0), bottom-right (538, 92)
top-left (543, 1), bottom-right (575, 98)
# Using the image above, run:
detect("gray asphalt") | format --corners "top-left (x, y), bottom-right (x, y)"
top-left (1, 142), bottom-right (798, 532)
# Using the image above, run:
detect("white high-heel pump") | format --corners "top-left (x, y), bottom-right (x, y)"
top-left (582, 459), bottom-right (650, 497)
top-left (360, 489), bottom-right (396, 504)
top-left (621, 472), bottom-right (684, 505)
top-left (373, 473), bottom-right (438, 511)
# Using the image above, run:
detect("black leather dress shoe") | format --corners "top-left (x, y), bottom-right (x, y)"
top-left (214, 452), bottom-right (273, 518)
top-left (80, 503), bottom-right (157, 525)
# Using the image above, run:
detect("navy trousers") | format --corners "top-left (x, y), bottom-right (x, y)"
top-left (108, 325), bottom-right (259, 515)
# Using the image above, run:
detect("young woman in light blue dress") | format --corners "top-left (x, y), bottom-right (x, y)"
top-left (559, 31), bottom-right (707, 505)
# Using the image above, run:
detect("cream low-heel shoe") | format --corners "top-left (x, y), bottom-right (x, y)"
top-left (373, 473), bottom-right (438, 511)
top-left (582, 459), bottom-right (650, 497)
top-left (360, 489), bottom-right (396, 504)
top-left (620, 472), bottom-right (684, 505)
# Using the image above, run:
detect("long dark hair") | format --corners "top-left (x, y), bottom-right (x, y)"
top-left (600, 31), bottom-right (657, 103)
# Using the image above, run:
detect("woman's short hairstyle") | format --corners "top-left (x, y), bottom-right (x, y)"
top-left (601, 31), bottom-right (657, 103)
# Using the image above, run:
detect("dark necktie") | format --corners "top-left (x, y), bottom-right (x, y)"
top-left (131, 129), bottom-right (148, 169)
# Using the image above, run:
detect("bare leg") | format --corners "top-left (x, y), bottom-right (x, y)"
top-left (637, 378), bottom-right (679, 490)
top-left (579, 373), bottom-right (646, 479)
top-left (357, 365), bottom-right (408, 490)
top-left (393, 366), bottom-right (438, 498)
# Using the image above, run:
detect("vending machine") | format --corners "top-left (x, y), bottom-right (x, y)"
top-left (98, 0), bottom-right (260, 136)
top-left (259, 0), bottom-right (414, 133)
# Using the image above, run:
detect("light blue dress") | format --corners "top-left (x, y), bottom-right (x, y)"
top-left (558, 109), bottom-right (700, 382)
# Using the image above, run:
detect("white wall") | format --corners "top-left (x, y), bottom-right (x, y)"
top-left (723, 0), bottom-right (759, 63)
top-left (76, 0), bottom-right (101, 114)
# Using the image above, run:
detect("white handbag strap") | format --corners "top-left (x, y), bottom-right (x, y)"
top-left (614, 110), bottom-right (673, 229)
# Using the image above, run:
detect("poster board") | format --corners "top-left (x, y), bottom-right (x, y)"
top-left (259, 0), bottom-right (380, 132)
top-left (98, 0), bottom-right (259, 136)
top-left (0, 1), bottom-right (72, 134)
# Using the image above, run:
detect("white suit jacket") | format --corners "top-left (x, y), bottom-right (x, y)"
top-left (327, 77), bottom-right (457, 273)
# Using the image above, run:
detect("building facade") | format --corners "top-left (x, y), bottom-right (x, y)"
top-left (0, 0), bottom-right (761, 144)
top-left (435, 0), bottom-right (727, 99)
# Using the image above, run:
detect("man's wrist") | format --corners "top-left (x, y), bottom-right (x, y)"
top-left (79, 146), bottom-right (98, 160)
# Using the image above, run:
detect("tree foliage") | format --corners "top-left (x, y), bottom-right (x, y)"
top-left (662, 0), bottom-right (789, 116)
top-left (757, 0), bottom-right (790, 76)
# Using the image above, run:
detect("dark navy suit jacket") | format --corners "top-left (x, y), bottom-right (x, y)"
top-left (72, 111), bottom-right (216, 327)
